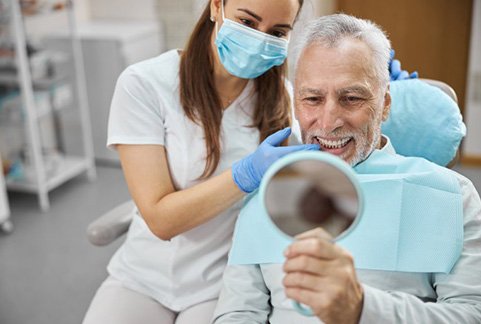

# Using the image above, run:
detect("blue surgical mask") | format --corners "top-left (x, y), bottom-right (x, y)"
top-left (214, 1), bottom-right (289, 79)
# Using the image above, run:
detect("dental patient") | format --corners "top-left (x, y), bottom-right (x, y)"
top-left (212, 14), bottom-right (481, 324)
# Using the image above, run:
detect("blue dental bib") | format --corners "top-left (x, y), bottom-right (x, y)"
top-left (228, 149), bottom-right (463, 274)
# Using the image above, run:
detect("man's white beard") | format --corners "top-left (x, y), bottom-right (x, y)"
top-left (349, 125), bottom-right (381, 167)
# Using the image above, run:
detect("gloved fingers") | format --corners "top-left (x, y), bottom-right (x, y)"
top-left (396, 70), bottom-right (409, 81)
top-left (390, 59), bottom-right (401, 79)
top-left (389, 50), bottom-right (419, 80)
top-left (263, 127), bottom-right (292, 146)
top-left (274, 144), bottom-right (320, 156)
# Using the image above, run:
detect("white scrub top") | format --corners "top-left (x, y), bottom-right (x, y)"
top-left (106, 49), bottom-right (263, 311)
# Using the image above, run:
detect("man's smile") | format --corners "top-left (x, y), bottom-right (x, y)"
top-left (312, 136), bottom-right (353, 156)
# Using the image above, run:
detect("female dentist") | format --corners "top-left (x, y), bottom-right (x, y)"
top-left (82, 0), bottom-right (318, 323)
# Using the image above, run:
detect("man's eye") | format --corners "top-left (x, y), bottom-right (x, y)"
top-left (341, 96), bottom-right (363, 105)
top-left (304, 97), bottom-right (321, 104)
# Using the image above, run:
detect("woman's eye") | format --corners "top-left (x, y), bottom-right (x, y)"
top-left (271, 30), bottom-right (287, 38)
top-left (240, 18), bottom-right (254, 27)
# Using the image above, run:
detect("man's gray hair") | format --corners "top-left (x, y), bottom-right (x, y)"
top-left (294, 14), bottom-right (392, 88)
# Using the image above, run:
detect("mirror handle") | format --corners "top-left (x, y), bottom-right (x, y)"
top-left (292, 300), bottom-right (314, 316)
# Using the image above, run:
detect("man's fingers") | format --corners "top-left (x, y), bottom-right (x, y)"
top-left (295, 227), bottom-right (332, 241)
top-left (283, 254), bottom-right (331, 275)
top-left (283, 271), bottom-right (321, 291)
top-left (284, 236), bottom-right (339, 260)
top-left (284, 286), bottom-right (326, 316)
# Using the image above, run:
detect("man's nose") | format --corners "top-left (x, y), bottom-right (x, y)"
top-left (318, 99), bottom-right (344, 132)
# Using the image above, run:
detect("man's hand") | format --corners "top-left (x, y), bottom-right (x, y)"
top-left (283, 228), bottom-right (364, 324)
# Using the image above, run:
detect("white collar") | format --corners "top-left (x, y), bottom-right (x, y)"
top-left (378, 134), bottom-right (396, 155)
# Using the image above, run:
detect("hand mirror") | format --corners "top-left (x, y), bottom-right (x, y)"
top-left (259, 151), bottom-right (364, 315)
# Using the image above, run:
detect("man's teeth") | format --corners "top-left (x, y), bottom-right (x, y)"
top-left (315, 137), bottom-right (350, 149)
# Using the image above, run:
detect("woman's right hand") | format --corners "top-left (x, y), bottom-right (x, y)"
top-left (389, 49), bottom-right (418, 81)
top-left (232, 127), bottom-right (320, 193)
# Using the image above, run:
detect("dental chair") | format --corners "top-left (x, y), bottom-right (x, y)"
top-left (86, 78), bottom-right (465, 246)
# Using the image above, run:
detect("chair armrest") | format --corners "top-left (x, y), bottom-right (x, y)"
top-left (87, 200), bottom-right (135, 246)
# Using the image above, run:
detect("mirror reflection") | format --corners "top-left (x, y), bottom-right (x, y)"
top-left (264, 159), bottom-right (359, 238)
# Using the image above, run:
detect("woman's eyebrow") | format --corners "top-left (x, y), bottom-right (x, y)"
top-left (274, 23), bottom-right (293, 30)
top-left (237, 8), bottom-right (293, 29)
top-left (238, 8), bottom-right (262, 21)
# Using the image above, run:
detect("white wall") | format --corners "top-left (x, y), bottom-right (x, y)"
top-left (156, 0), bottom-right (197, 50)
top-left (23, 0), bottom-right (158, 39)
top-left (89, 0), bottom-right (157, 21)
top-left (287, 0), bottom-right (336, 78)
top-left (75, 0), bottom-right (91, 22)
top-left (23, 0), bottom-right (90, 37)
top-left (464, 0), bottom-right (481, 157)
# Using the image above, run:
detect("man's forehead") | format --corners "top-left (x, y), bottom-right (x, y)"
top-left (297, 84), bottom-right (373, 95)
top-left (295, 41), bottom-right (377, 94)
top-left (319, 38), bottom-right (371, 59)
top-left (296, 40), bottom-right (373, 74)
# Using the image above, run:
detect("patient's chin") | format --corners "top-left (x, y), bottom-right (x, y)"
top-left (329, 140), bottom-right (356, 164)
top-left (342, 145), bottom-right (364, 166)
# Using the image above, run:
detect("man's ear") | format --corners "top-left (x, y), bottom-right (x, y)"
top-left (210, 0), bottom-right (222, 22)
top-left (382, 84), bottom-right (391, 122)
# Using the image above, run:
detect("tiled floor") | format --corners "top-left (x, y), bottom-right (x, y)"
top-left (0, 165), bottom-right (129, 324)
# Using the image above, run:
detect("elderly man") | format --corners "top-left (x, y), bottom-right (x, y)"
top-left (212, 14), bottom-right (481, 324)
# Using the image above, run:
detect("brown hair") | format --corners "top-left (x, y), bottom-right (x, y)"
top-left (179, 0), bottom-right (303, 178)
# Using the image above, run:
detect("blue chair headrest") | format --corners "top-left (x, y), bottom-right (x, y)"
top-left (382, 79), bottom-right (466, 166)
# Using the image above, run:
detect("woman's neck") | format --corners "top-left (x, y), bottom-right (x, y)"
top-left (210, 31), bottom-right (249, 108)
top-left (215, 72), bottom-right (249, 107)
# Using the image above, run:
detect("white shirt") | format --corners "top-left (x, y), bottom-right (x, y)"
top-left (213, 138), bottom-right (481, 323)
top-left (106, 49), bottom-right (264, 311)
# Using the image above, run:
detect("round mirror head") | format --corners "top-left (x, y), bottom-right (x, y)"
top-left (263, 153), bottom-right (362, 239)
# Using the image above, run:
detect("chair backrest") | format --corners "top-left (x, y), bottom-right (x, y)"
top-left (421, 78), bottom-right (458, 103)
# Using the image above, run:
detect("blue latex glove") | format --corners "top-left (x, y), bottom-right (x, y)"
top-left (389, 49), bottom-right (418, 81)
top-left (232, 127), bottom-right (320, 193)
